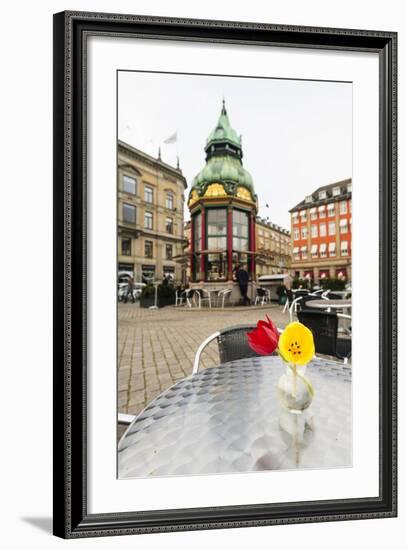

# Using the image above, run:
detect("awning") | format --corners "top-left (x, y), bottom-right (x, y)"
top-left (341, 241), bottom-right (349, 250)
top-left (311, 244), bottom-right (318, 253)
top-left (293, 247), bottom-right (299, 254)
top-left (301, 246), bottom-right (307, 252)
top-left (328, 242), bottom-right (336, 251)
top-left (319, 243), bottom-right (327, 252)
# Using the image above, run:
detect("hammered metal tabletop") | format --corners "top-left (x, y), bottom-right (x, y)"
top-left (118, 356), bottom-right (352, 478)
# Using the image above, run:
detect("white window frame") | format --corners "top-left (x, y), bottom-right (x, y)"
top-left (123, 175), bottom-right (137, 195)
top-left (327, 203), bottom-right (335, 217)
top-left (340, 200), bottom-right (348, 214)
top-left (311, 244), bottom-right (318, 258)
top-left (311, 224), bottom-right (318, 238)
top-left (319, 243), bottom-right (327, 258)
top-left (293, 228), bottom-right (300, 240)
top-left (341, 241), bottom-right (349, 256)
top-left (144, 210), bottom-right (153, 230)
top-left (319, 223), bottom-right (327, 237)
top-left (123, 203), bottom-right (136, 224)
top-left (301, 226), bottom-right (308, 239)
top-left (144, 185), bottom-right (153, 204)
top-left (318, 190), bottom-right (327, 200)
top-left (328, 221), bottom-right (336, 235)
top-left (329, 242), bottom-right (336, 257)
top-left (332, 186), bottom-right (341, 196)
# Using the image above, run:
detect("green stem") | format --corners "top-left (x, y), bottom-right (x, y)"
top-left (287, 363), bottom-right (315, 399)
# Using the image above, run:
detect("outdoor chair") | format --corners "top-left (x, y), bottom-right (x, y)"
top-left (192, 288), bottom-right (211, 308)
top-left (254, 287), bottom-right (268, 306)
top-left (288, 294), bottom-right (320, 321)
top-left (192, 324), bottom-right (281, 374)
top-left (175, 289), bottom-right (184, 306)
top-left (217, 288), bottom-right (232, 308)
top-left (297, 309), bottom-right (352, 363)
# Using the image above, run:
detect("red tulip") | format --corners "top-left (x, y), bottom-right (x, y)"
top-left (247, 315), bottom-right (280, 355)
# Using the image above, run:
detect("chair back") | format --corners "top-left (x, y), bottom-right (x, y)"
top-left (256, 287), bottom-right (267, 297)
top-left (297, 310), bottom-right (338, 357)
top-left (298, 294), bottom-right (323, 311)
top-left (217, 324), bottom-right (260, 363)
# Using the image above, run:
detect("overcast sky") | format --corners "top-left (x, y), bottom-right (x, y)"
top-left (118, 71), bottom-right (352, 230)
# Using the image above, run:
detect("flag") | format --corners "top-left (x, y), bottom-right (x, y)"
top-left (164, 131), bottom-right (177, 144)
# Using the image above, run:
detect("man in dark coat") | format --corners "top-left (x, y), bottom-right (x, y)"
top-left (235, 264), bottom-right (251, 305)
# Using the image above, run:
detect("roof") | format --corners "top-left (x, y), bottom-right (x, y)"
top-left (289, 178), bottom-right (352, 212)
top-left (205, 100), bottom-right (242, 150)
top-left (118, 140), bottom-right (187, 189)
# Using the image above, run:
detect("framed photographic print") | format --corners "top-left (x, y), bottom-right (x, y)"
top-left (53, 11), bottom-right (397, 538)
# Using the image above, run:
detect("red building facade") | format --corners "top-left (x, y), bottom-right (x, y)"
top-left (289, 179), bottom-right (352, 283)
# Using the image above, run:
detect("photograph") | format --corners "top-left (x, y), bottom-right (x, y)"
top-left (116, 71), bottom-right (353, 478)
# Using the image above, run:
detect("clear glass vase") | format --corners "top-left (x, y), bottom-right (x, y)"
top-left (277, 364), bottom-right (314, 414)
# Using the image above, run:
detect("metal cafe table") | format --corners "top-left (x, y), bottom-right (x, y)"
top-left (118, 356), bottom-right (352, 478)
top-left (307, 299), bottom-right (352, 313)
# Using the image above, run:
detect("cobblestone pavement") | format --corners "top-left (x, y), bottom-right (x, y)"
top-left (118, 303), bottom-right (290, 419)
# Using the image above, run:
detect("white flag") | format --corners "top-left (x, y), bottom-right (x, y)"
top-left (164, 131), bottom-right (177, 144)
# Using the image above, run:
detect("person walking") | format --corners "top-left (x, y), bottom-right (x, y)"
top-left (283, 271), bottom-right (293, 307)
top-left (124, 276), bottom-right (135, 304)
top-left (235, 264), bottom-right (251, 306)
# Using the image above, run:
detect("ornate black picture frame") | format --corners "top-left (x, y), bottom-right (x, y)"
top-left (53, 11), bottom-right (397, 538)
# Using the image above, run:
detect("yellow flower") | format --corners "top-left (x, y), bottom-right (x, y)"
top-left (278, 322), bottom-right (315, 365)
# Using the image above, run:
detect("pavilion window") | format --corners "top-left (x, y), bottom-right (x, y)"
top-left (192, 213), bottom-right (202, 281)
top-left (232, 210), bottom-right (249, 251)
top-left (207, 208), bottom-right (227, 251)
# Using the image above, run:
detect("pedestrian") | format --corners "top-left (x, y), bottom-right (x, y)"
top-left (283, 271), bottom-right (293, 307)
top-left (124, 276), bottom-right (135, 304)
top-left (235, 264), bottom-right (251, 305)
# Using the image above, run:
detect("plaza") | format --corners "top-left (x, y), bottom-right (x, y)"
top-left (118, 302), bottom-right (289, 420)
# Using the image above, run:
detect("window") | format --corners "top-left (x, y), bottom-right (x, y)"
top-left (332, 186), bottom-right (341, 196)
top-left (301, 246), bottom-right (308, 260)
top-left (123, 203), bottom-right (136, 224)
top-left (193, 213), bottom-right (202, 252)
top-left (123, 175), bottom-right (136, 194)
top-left (293, 228), bottom-right (300, 240)
top-left (144, 240), bottom-right (153, 258)
top-left (310, 208), bottom-right (317, 220)
top-left (165, 244), bottom-right (173, 260)
top-left (166, 192), bottom-right (174, 209)
top-left (327, 203), bottom-right (335, 217)
top-left (311, 224), bottom-right (318, 238)
top-left (207, 208), bottom-right (227, 251)
top-left (318, 205), bottom-right (325, 217)
top-left (311, 244), bottom-right (318, 258)
top-left (292, 212), bottom-right (299, 223)
top-left (121, 238), bottom-right (131, 256)
top-left (301, 226), bottom-right (308, 239)
top-left (340, 219), bottom-right (348, 234)
top-left (142, 265), bottom-right (155, 283)
top-left (341, 241), bottom-right (349, 256)
top-left (144, 211), bottom-right (153, 229)
top-left (328, 222), bottom-right (336, 236)
top-left (165, 217), bottom-right (174, 234)
top-left (305, 195), bottom-right (313, 203)
top-left (293, 247), bottom-right (300, 260)
top-left (340, 200), bottom-right (348, 214)
top-left (347, 183), bottom-right (352, 193)
top-left (144, 185), bottom-right (153, 203)
top-left (329, 242), bottom-right (336, 257)
top-left (319, 243), bottom-right (327, 258)
top-left (318, 190), bottom-right (327, 200)
top-left (319, 223), bottom-right (327, 237)
top-left (300, 210), bottom-right (307, 221)
top-left (233, 210), bottom-right (249, 251)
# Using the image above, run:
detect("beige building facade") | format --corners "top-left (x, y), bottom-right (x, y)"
top-left (255, 218), bottom-right (291, 277)
top-left (118, 141), bottom-right (187, 284)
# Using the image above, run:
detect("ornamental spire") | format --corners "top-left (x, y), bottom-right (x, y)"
top-left (221, 97), bottom-right (227, 115)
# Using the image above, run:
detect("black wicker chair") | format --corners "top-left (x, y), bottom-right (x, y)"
top-left (297, 309), bottom-right (351, 362)
top-left (192, 324), bottom-right (279, 373)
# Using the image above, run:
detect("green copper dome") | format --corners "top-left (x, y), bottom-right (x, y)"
top-left (205, 101), bottom-right (242, 150)
top-left (189, 101), bottom-right (256, 205)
